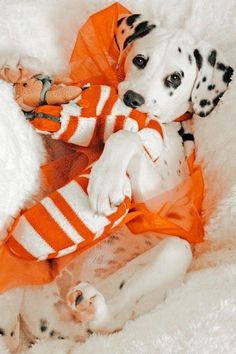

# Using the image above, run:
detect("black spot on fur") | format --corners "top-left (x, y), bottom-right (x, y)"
top-left (188, 97), bottom-right (192, 102)
top-left (126, 14), bottom-right (141, 26)
top-left (58, 336), bottom-right (65, 340)
top-left (121, 29), bottom-right (125, 34)
top-left (188, 54), bottom-right (192, 64)
top-left (164, 160), bottom-right (167, 165)
top-left (119, 280), bottom-right (125, 289)
top-left (10, 331), bottom-right (14, 337)
top-left (212, 92), bottom-right (224, 106)
top-left (202, 76), bottom-right (207, 82)
top-left (182, 133), bottom-right (194, 142)
top-left (208, 84), bottom-right (215, 90)
top-left (193, 49), bottom-right (203, 70)
top-left (199, 111), bottom-right (206, 117)
top-left (217, 62), bottom-right (227, 71)
top-left (50, 330), bottom-right (55, 337)
top-left (200, 99), bottom-right (211, 107)
top-left (0, 328), bottom-right (5, 336)
top-left (223, 66), bottom-right (234, 84)
top-left (169, 92), bottom-right (173, 96)
top-left (178, 47), bottom-right (182, 53)
top-left (178, 126), bottom-right (184, 138)
top-left (124, 21), bottom-right (156, 49)
top-left (87, 329), bottom-right (94, 335)
top-left (117, 17), bottom-right (125, 26)
top-left (181, 71), bottom-right (184, 77)
top-left (208, 50), bottom-right (217, 67)
top-left (196, 82), bottom-right (200, 89)
top-left (40, 319), bottom-right (48, 333)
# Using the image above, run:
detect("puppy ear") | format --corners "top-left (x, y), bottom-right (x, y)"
top-left (191, 41), bottom-right (234, 117)
top-left (116, 14), bottom-right (156, 53)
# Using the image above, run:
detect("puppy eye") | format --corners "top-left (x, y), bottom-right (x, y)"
top-left (132, 55), bottom-right (149, 69)
top-left (165, 72), bottom-right (182, 89)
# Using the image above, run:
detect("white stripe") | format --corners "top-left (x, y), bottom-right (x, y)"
top-left (111, 209), bottom-right (129, 230)
top-left (111, 98), bottom-right (132, 116)
top-left (103, 115), bottom-right (116, 141)
top-left (69, 117), bottom-right (96, 146)
top-left (124, 117), bottom-right (139, 132)
top-left (11, 215), bottom-right (54, 259)
top-left (52, 103), bottom-right (81, 140)
top-left (96, 86), bottom-right (111, 116)
top-left (56, 245), bottom-right (78, 258)
top-left (59, 181), bottom-right (110, 237)
top-left (41, 197), bottom-right (84, 244)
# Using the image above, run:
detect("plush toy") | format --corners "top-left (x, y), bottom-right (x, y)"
top-left (0, 66), bottom-right (82, 111)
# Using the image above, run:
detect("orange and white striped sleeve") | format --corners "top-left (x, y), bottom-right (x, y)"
top-left (29, 84), bottom-right (164, 160)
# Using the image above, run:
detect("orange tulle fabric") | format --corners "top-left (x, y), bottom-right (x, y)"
top-left (0, 2), bottom-right (204, 293)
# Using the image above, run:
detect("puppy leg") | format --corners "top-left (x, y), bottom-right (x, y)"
top-left (127, 146), bottom-right (163, 202)
top-left (0, 288), bottom-right (24, 352)
top-left (88, 130), bottom-right (142, 216)
top-left (105, 237), bottom-right (192, 329)
top-left (68, 237), bottom-right (192, 333)
top-left (88, 130), bottom-right (163, 215)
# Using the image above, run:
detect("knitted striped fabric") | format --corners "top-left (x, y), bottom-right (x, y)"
top-left (7, 85), bottom-right (164, 260)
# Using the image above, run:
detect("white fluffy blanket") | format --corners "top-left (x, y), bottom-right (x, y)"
top-left (0, 0), bottom-right (236, 353)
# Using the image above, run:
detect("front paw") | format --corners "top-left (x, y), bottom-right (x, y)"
top-left (88, 160), bottom-right (131, 216)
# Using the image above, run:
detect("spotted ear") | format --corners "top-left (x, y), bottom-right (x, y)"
top-left (116, 14), bottom-right (156, 55)
top-left (191, 41), bottom-right (234, 117)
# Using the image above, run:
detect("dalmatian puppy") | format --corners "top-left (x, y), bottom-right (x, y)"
top-left (0, 16), bottom-right (234, 352)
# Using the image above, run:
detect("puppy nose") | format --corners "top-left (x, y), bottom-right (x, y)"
top-left (123, 90), bottom-right (145, 108)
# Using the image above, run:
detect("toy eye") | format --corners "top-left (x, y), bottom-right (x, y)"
top-left (165, 72), bottom-right (182, 88)
top-left (132, 55), bottom-right (149, 69)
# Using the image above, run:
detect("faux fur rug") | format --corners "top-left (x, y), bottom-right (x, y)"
top-left (0, 0), bottom-right (235, 353)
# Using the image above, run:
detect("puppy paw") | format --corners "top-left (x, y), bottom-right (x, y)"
top-left (88, 160), bottom-right (131, 216)
top-left (67, 282), bottom-right (110, 327)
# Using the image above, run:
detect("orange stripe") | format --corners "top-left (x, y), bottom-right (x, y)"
top-left (100, 88), bottom-right (117, 117)
top-left (7, 237), bottom-right (37, 260)
top-left (174, 111), bottom-right (193, 122)
top-left (34, 105), bottom-right (62, 117)
top-left (50, 190), bottom-right (94, 240)
top-left (75, 176), bottom-right (89, 194)
top-left (81, 86), bottom-right (101, 117)
top-left (129, 110), bottom-right (147, 128)
top-left (59, 116), bottom-right (79, 142)
top-left (25, 204), bottom-right (75, 250)
top-left (146, 120), bottom-right (164, 139)
top-left (89, 116), bottom-right (101, 146)
top-left (114, 115), bottom-right (126, 132)
top-left (99, 116), bottom-right (107, 142)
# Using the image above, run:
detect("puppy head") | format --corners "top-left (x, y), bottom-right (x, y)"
top-left (118, 25), bottom-right (234, 122)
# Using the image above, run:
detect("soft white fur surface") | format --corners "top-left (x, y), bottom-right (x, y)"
top-left (0, 82), bottom-right (44, 240)
top-left (0, 0), bottom-right (235, 353)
